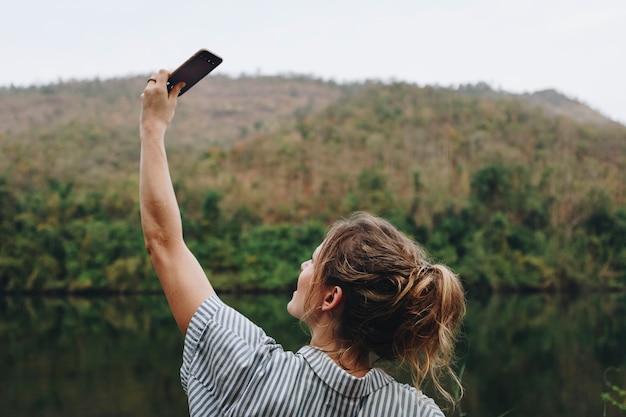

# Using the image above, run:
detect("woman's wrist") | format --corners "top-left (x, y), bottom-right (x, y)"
top-left (140, 120), bottom-right (168, 142)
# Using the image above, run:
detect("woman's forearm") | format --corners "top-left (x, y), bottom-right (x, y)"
top-left (139, 123), bottom-right (183, 249)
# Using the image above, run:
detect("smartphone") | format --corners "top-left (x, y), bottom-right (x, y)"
top-left (167, 49), bottom-right (223, 96)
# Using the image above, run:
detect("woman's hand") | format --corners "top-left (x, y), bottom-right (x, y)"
top-left (140, 69), bottom-right (185, 135)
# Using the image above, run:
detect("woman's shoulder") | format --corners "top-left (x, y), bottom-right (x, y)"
top-left (181, 295), bottom-right (296, 392)
top-left (332, 377), bottom-right (445, 417)
top-left (365, 380), bottom-right (445, 417)
top-left (186, 295), bottom-right (280, 349)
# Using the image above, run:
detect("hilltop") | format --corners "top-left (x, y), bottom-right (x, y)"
top-left (1, 75), bottom-right (619, 140)
top-left (0, 74), bottom-right (347, 143)
top-left (1, 74), bottom-right (621, 195)
top-left (456, 82), bottom-right (620, 127)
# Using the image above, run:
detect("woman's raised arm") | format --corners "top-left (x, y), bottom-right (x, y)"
top-left (139, 69), bottom-right (215, 335)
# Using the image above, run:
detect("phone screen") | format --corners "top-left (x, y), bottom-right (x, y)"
top-left (167, 49), bottom-right (223, 96)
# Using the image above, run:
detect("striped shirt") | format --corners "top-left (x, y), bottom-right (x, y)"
top-left (181, 296), bottom-right (444, 417)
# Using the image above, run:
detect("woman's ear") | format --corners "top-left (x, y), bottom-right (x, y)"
top-left (320, 286), bottom-right (343, 312)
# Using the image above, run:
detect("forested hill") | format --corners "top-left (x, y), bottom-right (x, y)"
top-left (1, 75), bottom-right (625, 293)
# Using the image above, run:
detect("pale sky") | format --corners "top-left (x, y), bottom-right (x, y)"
top-left (1, 0), bottom-right (624, 124)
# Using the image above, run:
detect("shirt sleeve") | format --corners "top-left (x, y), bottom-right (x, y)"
top-left (180, 296), bottom-right (282, 407)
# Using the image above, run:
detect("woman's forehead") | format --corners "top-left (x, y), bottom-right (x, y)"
top-left (314, 242), bottom-right (331, 262)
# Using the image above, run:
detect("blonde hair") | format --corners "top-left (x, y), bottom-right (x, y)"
top-left (305, 212), bottom-right (465, 406)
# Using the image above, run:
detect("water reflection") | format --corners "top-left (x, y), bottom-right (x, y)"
top-left (1, 293), bottom-right (625, 417)
top-left (1, 296), bottom-right (187, 417)
top-left (460, 293), bottom-right (626, 417)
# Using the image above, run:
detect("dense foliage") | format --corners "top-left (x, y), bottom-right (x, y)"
top-left (1, 76), bottom-right (625, 293)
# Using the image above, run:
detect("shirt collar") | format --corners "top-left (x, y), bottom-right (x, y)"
top-left (298, 345), bottom-right (393, 398)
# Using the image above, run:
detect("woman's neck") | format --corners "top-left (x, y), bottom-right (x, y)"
top-left (309, 324), bottom-right (371, 377)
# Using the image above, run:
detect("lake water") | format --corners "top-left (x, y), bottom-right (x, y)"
top-left (1, 292), bottom-right (625, 417)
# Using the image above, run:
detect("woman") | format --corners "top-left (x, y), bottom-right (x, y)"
top-left (140, 70), bottom-right (465, 417)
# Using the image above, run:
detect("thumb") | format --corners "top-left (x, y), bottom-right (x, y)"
top-left (170, 81), bottom-right (186, 97)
